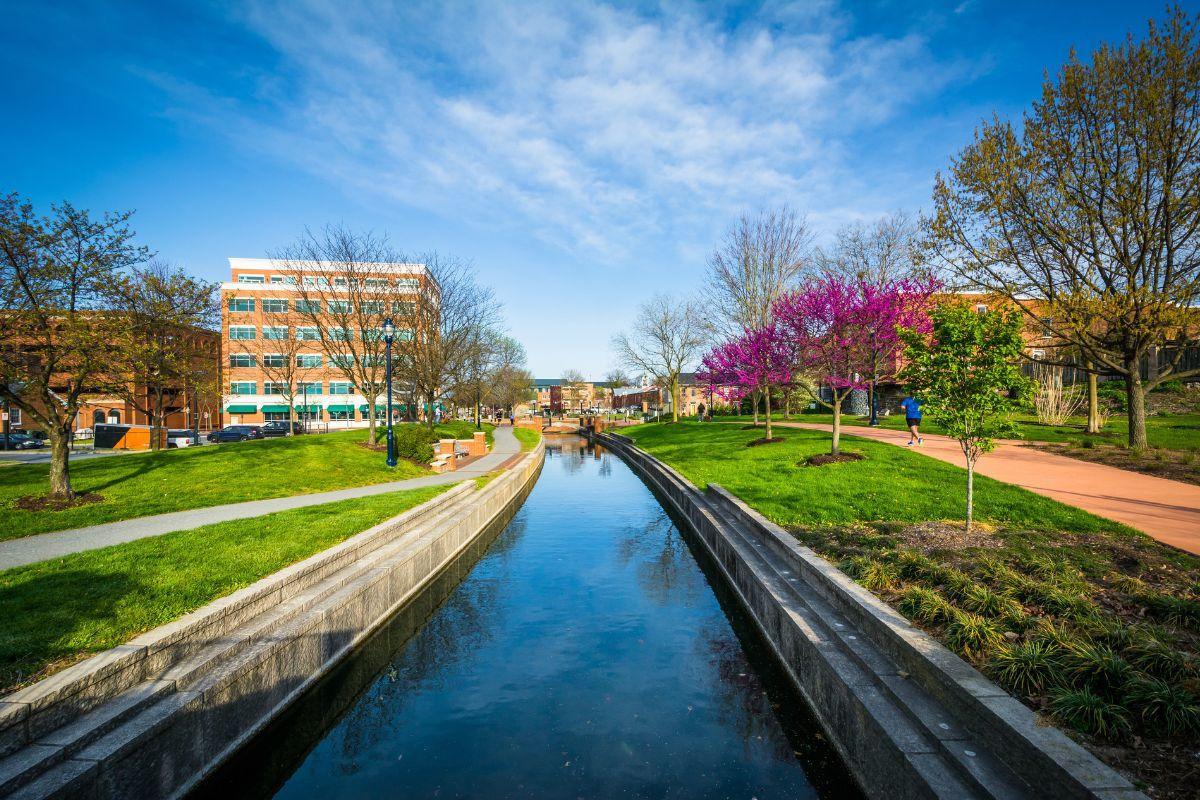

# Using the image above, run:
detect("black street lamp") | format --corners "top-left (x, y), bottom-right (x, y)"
top-left (382, 318), bottom-right (397, 467)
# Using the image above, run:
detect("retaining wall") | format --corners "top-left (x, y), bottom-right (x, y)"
top-left (597, 431), bottom-right (1143, 800)
top-left (0, 441), bottom-right (544, 800)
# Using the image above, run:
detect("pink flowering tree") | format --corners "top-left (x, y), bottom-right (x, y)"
top-left (774, 276), bottom-right (936, 455)
top-left (699, 325), bottom-right (792, 442)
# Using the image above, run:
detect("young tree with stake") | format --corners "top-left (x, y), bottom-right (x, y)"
top-left (900, 305), bottom-right (1033, 532)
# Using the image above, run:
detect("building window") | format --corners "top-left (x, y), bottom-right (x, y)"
top-left (363, 279), bottom-right (389, 289)
top-left (329, 381), bottom-right (353, 395)
top-left (228, 298), bottom-right (255, 312)
top-left (236, 275), bottom-right (265, 284)
top-left (394, 328), bottom-right (413, 341)
top-left (975, 303), bottom-right (988, 314)
top-left (327, 300), bottom-right (352, 313)
top-left (269, 275), bottom-right (297, 285)
top-left (302, 276), bottom-right (330, 288)
top-left (296, 354), bottom-right (322, 368)
top-left (294, 300), bottom-right (321, 314)
top-left (230, 381), bottom-right (257, 395)
top-left (263, 382), bottom-right (287, 395)
top-left (359, 301), bottom-right (384, 313)
top-left (1030, 350), bottom-right (1046, 360)
top-left (92, 409), bottom-right (104, 426)
top-left (392, 301), bottom-right (415, 315)
top-left (1039, 317), bottom-right (1053, 339)
top-left (263, 298), bottom-right (289, 313)
top-left (229, 326), bottom-right (256, 340)
top-left (299, 381), bottom-right (322, 395)
top-left (229, 353), bottom-right (256, 368)
top-left (107, 410), bottom-right (121, 424)
top-left (9, 407), bottom-right (21, 426)
top-left (263, 354), bottom-right (286, 368)
top-left (330, 354), bottom-right (355, 369)
top-left (361, 328), bottom-right (383, 341)
top-left (328, 327), bottom-right (353, 341)
top-left (296, 326), bottom-right (320, 341)
top-left (333, 277), bottom-right (348, 288)
top-left (397, 278), bottom-right (419, 289)
top-left (328, 409), bottom-right (354, 420)
top-left (361, 354), bottom-right (384, 367)
top-left (263, 326), bottom-right (289, 340)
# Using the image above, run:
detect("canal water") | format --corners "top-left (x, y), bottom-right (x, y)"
top-left (196, 436), bottom-right (856, 799)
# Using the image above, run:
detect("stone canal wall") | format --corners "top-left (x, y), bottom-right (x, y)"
top-left (0, 441), bottom-right (544, 800)
top-left (598, 431), bottom-right (1144, 800)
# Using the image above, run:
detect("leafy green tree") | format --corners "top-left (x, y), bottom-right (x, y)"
top-left (901, 305), bottom-right (1033, 531)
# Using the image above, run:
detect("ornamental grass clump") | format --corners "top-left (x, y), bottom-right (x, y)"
top-left (1050, 687), bottom-right (1132, 739)
top-left (1064, 642), bottom-right (1134, 693)
top-left (988, 641), bottom-right (1065, 695)
top-left (962, 584), bottom-right (1027, 622)
top-left (1126, 677), bottom-right (1200, 736)
top-left (945, 610), bottom-right (1004, 660)
top-left (898, 585), bottom-right (956, 625)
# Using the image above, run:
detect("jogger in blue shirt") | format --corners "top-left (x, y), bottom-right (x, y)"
top-left (900, 396), bottom-right (923, 446)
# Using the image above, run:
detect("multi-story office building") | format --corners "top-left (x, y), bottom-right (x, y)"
top-left (220, 258), bottom-right (427, 425)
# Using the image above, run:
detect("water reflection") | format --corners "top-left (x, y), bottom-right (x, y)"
top-left (196, 436), bottom-right (856, 800)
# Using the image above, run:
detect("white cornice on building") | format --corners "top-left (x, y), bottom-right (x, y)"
top-left (228, 257), bottom-right (426, 275)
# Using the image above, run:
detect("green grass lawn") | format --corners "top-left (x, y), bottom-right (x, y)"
top-left (513, 427), bottom-right (541, 451)
top-left (0, 484), bottom-right (451, 692)
top-left (0, 430), bottom-right (430, 542)
top-left (618, 422), bottom-right (1200, 792)
top-left (716, 411), bottom-right (1200, 450)
top-left (620, 422), bottom-right (1122, 532)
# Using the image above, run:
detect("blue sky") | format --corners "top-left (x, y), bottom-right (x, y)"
top-left (2, 1), bottom-right (1188, 377)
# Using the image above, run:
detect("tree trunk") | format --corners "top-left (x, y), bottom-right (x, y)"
top-left (47, 425), bottom-right (74, 500)
top-left (784, 391), bottom-right (791, 419)
top-left (367, 404), bottom-right (377, 443)
top-left (1085, 367), bottom-right (1099, 434)
top-left (151, 391), bottom-right (165, 451)
top-left (764, 388), bottom-right (773, 441)
top-left (1126, 365), bottom-right (1149, 450)
top-left (831, 392), bottom-right (842, 456)
top-left (287, 404), bottom-right (295, 437)
top-left (965, 455), bottom-right (975, 533)
top-left (425, 393), bottom-right (438, 431)
top-left (670, 377), bottom-right (680, 423)
top-left (752, 388), bottom-right (760, 426)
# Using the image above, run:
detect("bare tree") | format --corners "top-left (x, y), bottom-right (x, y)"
top-left (928, 8), bottom-right (1200, 449)
top-left (704, 206), bottom-right (814, 335)
top-left (107, 261), bottom-right (219, 449)
top-left (271, 225), bottom-right (410, 443)
top-left (484, 337), bottom-right (534, 418)
top-left (612, 294), bottom-right (708, 423)
top-left (603, 368), bottom-right (631, 390)
top-left (0, 194), bottom-right (149, 498)
top-left (255, 312), bottom-right (320, 436)
top-left (560, 369), bottom-right (588, 415)
top-left (816, 211), bottom-right (924, 285)
top-left (398, 251), bottom-right (501, 431)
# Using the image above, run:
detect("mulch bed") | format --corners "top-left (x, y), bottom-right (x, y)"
top-left (13, 492), bottom-right (104, 512)
top-left (803, 452), bottom-right (865, 466)
top-left (892, 520), bottom-right (1000, 551)
top-left (745, 437), bottom-right (785, 447)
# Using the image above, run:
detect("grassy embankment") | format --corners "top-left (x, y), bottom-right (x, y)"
top-left (0, 485), bottom-right (451, 693)
top-left (620, 422), bottom-right (1199, 796)
top-left (0, 429), bottom-right (431, 542)
top-left (513, 426), bottom-right (541, 451)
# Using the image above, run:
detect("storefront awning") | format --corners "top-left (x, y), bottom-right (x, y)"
top-left (225, 404), bottom-right (257, 413)
top-left (358, 404), bottom-right (386, 413)
top-left (327, 404), bottom-right (356, 413)
top-left (294, 404), bottom-right (322, 413)
top-left (260, 404), bottom-right (291, 414)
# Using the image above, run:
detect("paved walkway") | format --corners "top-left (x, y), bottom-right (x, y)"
top-left (0, 427), bottom-right (522, 570)
top-left (772, 422), bottom-right (1200, 555)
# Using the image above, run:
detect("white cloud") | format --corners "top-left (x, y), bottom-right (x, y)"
top-left (150, 0), bottom-right (961, 257)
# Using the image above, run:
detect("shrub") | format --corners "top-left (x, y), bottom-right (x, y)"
top-left (898, 586), bottom-right (956, 625)
top-left (1126, 638), bottom-right (1198, 683)
top-left (1126, 677), bottom-right (1200, 735)
top-left (1050, 687), bottom-right (1132, 739)
top-left (988, 641), bottom-right (1064, 695)
top-left (390, 424), bottom-right (437, 464)
top-left (946, 611), bottom-right (1004, 660)
top-left (962, 584), bottom-right (1026, 622)
top-left (1064, 642), bottom-right (1133, 692)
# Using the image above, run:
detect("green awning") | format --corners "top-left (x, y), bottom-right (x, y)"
top-left (359, 404), bottom-right (386, 413)
top-left (225, 404), bottom-right (257, 413)
top-left (295, 404), bottom-right (322, 413)
top-left (261, 404), bottom-right (291, 413)
top-left (327, 404), bottom-right (356, 413)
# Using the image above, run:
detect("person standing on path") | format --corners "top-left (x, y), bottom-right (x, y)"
top-left (900, 395), bottom-right (923, 446)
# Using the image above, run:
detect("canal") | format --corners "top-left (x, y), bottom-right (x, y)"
top-left (195, 436), bottom-right (856, 799)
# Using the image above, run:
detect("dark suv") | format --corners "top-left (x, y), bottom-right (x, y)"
top-left (261, 420), bottom-right (305, 437)
top-left (207, 425), bottom-right (265, 443)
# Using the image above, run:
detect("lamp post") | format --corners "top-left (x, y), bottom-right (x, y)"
top-left (868, 330), bottom-right (880, 427)
top-left (382, 318), bottom-right (397, 467)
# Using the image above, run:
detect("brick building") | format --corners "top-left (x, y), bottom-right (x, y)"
top-left (220, 257), bottom-right (427, 425)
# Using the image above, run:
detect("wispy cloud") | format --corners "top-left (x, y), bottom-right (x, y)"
top-left (147, 0), bottom-right (961, 257)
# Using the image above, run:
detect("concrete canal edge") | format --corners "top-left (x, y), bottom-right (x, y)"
top-left (0, 440), bottom-right (545, 800)
top-left (596, 431), bottom-right (1145, 800)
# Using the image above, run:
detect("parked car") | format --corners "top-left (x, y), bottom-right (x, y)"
top-left (0, 433), bottom-right (45, 450)
top-left (166, 429), bottom-right (200, 448)
top-left (206, 425), bottom-right (265, 443)
top-left (260, 420), bottom-right (305, 437)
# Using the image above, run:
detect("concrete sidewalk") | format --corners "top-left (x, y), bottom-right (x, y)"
top-left (773, 422), bottom-right (1200, 555)
top-left (0, 426), bottom-right (522, 570)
